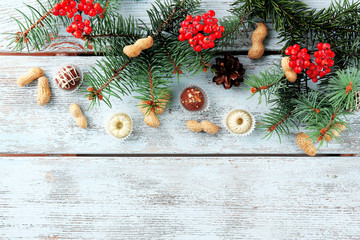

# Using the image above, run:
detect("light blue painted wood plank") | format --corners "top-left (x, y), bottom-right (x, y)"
top-left (0, 156), bottom-right (359, 239)
top-left (0, 0), bottom-right (333, 52)
top-left (0, 55), bottom-right (358, 154)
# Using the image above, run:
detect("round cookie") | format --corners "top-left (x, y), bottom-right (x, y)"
top-left (107, 113), bottom-right (133, 139)
top-left (226, 109), bottom-right (254, 135)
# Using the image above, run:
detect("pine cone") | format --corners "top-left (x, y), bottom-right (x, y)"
top-left (211, 53), bottom-right (246, 89)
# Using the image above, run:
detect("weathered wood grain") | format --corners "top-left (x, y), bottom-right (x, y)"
top-left (1, 55), bottom-right (359, 154)
top-left (0, 156), bottom-right (359, 239)
top-left (0, 0), bottom-right (332, 53)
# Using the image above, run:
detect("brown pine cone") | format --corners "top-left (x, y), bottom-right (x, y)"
top-left (211, 53), bottom-right (246, 89)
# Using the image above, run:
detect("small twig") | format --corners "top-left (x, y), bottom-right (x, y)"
top-left (96, 60), bottom-right (131, 95)
top-left (161, 41), bottom-right (180, 73)
top-left (100, 0), bottom-right (110, 18)
top-left (152, 0), bottom-right (185, 37)
top-left (86, 34), bottom-right (142, 39)
top-left (148, 63), bottom-right (155, 103)
top-left (17, 6), bottom-right (54, 42)
top-left (199, 52), bottom-right (208, 70)
top-left (318, 108), bottom-right (339, 140)
top-left (268, 108), bottom-right (295, 132)
top-left (222, 14), bottom-right (247, 38)
top-left (253, 76), bottom-right (286, 93)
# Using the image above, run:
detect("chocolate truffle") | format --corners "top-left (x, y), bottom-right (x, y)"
top-left (54, 65), bottom-right (81, 90)
top-left (180, 87), bottom-right (205, 111)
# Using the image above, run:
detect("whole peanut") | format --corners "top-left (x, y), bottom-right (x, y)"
top-left (296, 132), bottom-right (316, 156)
top-left (37, 76), bottom-right (51, 106)
top-left (281, 57), bottom-right (297, 82)
top-left (144, 111), bottom-right (160, 128)
top-left (157, 93), bottom-right (170, 114)
top-left (138, 93), bottom-right (170, 127)
top-left (17, 67), bottom-right (44, 87)
top-left (69, 103), bottom-right (87, 129)
top-left (187, 120), bottom-right (220, 134)
top-left (324, 123), bottom-right (346, 142)
top-left (248, 23), bottom-right (268, 60)
top-left (123, 36), bottom-right (154, 58)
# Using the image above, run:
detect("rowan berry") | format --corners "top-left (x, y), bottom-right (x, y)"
top-left (317, 43), bottom-right (323, 50)
top-left (185, 15), bottom-right (193, 22)
top-left (84, 26), bottom-right (92, 34)
top-left (59, 9), bottom-right (66, 16)
top-left (84, 20), bottom-right (91, 26)
top-left (78, 3), bottom-right (85, 11)
top-left (89, 9), bottom-right (97, 17)
top-left (53, 9), bottom-right (60, 16)
top-left (66, 26), bottom-right (73, 33)
top-left (74, 14), bottom-right (82, 22)
top-left (74, 30), bottom-right (82, 38)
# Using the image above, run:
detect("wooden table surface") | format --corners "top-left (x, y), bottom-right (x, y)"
top-left (0, 0), bottom-right (359, 239)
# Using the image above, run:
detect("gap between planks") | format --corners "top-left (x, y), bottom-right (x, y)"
top-left (0, 50), bottom-right (282, 57)
top-left (0, 153), bottom-right (357, 158)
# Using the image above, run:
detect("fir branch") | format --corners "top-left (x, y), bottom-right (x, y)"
top-left (304, 106), bottom-right (350, 147)
top-left (267, 107), bottom-right (295, 132)
top-left (8, 0), bottom-right (67, 52)
top-left (147, 0), bottom-right (200, 36)
top-left (147, 63), bottom-right (155, 103)
top-left (244, 67), bottom-right (286, 104)
top-left (100, 0), bottom-right (111, 18)
top-left (20, 5), bottom-right (54, 40)
top-left (134, 51), bottom-right (172, 115)
top-left (259, 106), bottom-right (298, 142)
top-left (84, 55), bottom-right (136, 107)
top-left (293, 91), bottom-right (327, 123)
top-left (160, 40), bottom-right (182, 75)
top-left (84, 15), bottom-right (145, 54)
top-left (232, 0), bottom-right (360, 67)
top-left (327, 67), bottom-right (360, 110)
top-left (221, 14), bottom-right (247, 39)
top-left (152, 0), bottom-right (184, 37)
top-left (96, 60), bottom-right (131, 95)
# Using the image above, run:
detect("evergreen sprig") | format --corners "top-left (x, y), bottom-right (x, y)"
top-left (293, 91), bottom-right (328, 123)
top-left (245, 67), bottom-right (286, 104)
top-left (327, 68), bottom-right (360, 110)
top-left (133, 51), bottom-right (172, 114)
top-left (304, 106), bottom-right (349, 147)
top-left (84, 15), bottom-right (145, 55)
top-left (83, 0), bottom-right (219, 109)
top-left (259, 105), bottom-right (298, 142)
top-left (232, 0), bottom-right (360, 68)
top-left (8, 0), bottom-right (69, 52)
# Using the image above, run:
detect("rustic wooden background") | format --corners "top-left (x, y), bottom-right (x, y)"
top-left (0, 0), bottom-right (359, 239)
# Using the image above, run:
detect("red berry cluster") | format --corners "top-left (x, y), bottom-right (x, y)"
top-left (285, 44), bottom-right (311, 74)
top-left (53, 0), bottom-right (103, 38)
top-left (285, 43), bottom-right (335, 83)
top-left (53, 0), bottom-right (78, 18)
top-left (66, 15), bottom-right (92, 38)
top-left (307, 43), bottom-right (335, 82)
top-left (178, 10), bottom-right (225, 52)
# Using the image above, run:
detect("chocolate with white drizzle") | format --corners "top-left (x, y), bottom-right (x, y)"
top-left (54, 66), bottom-right (81, 90)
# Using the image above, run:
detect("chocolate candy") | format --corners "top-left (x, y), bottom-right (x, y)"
top-left (180, 87), bottom-right (205, 111)
top-left (54, 65), bottom-right (81, 90)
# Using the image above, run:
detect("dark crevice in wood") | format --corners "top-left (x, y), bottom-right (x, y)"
top-left (0, 153), bottom-right (357, 158)
top-left (0, 50), bottom-right (283, 57)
